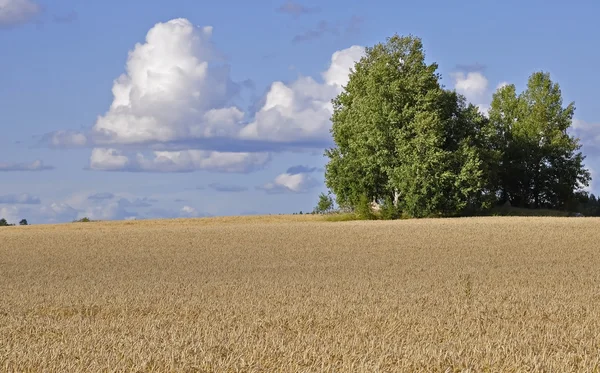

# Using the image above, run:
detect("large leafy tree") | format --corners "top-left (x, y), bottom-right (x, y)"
top-left (325, 34), bottom-right (491, 217)
top-left (325, 34), bottom-right (428, 208)
top-left (489, 72), bottom-right (590, 208)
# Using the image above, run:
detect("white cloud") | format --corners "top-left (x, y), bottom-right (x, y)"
top-left (39, 203), bottom-right (79, 223)
top-left (276, 1), bottom-right (319, 17)
top-left (260, 173), bottom-right (318, 193)
top-left (45, 130), bottom-right (88, 148)
top-left (259, 166), bottom-right (320, 194)
top-left (451, 71), bottom-right (488, 104)
top-left (39, 19), bottom-right (368, 176)
top-left (0, 0), bottom-right (40, 27)
top-left (180, 205), bottom-right (200, 217)
top-left (0, 160), bottom-right (54, 171)
top-left (63, 191), bottom-right (160, 221)
top-left (0, 190), bottom-right (211, 224)
top-left (496, 81), bottom-right (509, 90)
top-left (451, 71), bottom-right (511, 117)
top-left (240, 45), bottom-right (365, 142)
top-left (0, 193), bottom-right (40, 204)
top-left (0, 202), bottom-right (79, 225)
top-left (89, 148), bottom-right (130, 170)
top-left (78, 201), bottom-right (137, 221)
top-left (44, 23), bottom-right (364, 157)
top-left (0, 205), bottom-right (20, 223)
top-left (89, 148), bottom-right (270, 173)
top-left (322, 46), bottom-right (364, 87)
top-left (571, 119), bottom-right (600, 152)
top-left (90, 18), bottom-right (242, 147)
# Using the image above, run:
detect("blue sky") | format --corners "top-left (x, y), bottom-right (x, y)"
top-left (1, 0), bottom-right (599, 224)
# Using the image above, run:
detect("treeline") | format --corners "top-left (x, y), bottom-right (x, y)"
top-left (0, 218), bottom-right (28, 226)
top-left (321, 35), bottom-right (591, 218)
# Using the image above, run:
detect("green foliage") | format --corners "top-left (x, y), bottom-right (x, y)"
top-left (324, 34), bottom-right (591, 218)
top-left (325, 34), bottom-right (491, 218)
top-left (73, 217), bottom-right (91, 223)
top-left (569, 192), bottom-right (600, 216)
top-left (314, 192), bottom-right (334, 214)
top-left (488, 206), bottom-right (570, 217)
top-left (0, 218), bottom-right (9, 226)
top-left (489, 72), bottom-right (590, 209)
top-left (379, 196), bottom-right (401, 220)
top-left (354, 195), bottom-right (377, 220)
top-left (19, 219), bottom-right (28, 226)
top-left (323, 213), bottom-right (360, 222)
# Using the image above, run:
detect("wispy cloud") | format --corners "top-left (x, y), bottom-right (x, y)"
top-left (292, 16), bottom-right (364, 44)
top-left (0, 194), bottom-right (41, 205)
top-left (345, 15), bottom-right (363, 34)
top-left (0, 0), bottom-right (41, 28)
top-left (53, 10), bottom-right (77, 24)
top-left (88, 192), bottom-right (115, 201)
top-left (286, 165), bottom-right (319, 174)
top-left (87, 148), bottom-right (271, 173)
top-left (258, 166), bottom-right (320, 194)
top-left (117, 197), bottom-right (157, 208)
top-left (276, 1), bottom-right (319, 17)
top-left (455, 63), bottom-right (486, 72)
top-left (208, 183), bottom-right (249, 193)
top-left (0, 160), bottom-right (54, 172)
top-left (292, 20), bottom-right (338, 43)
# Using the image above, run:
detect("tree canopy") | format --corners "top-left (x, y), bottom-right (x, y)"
top-left (323, 34), bottom-right (591, 218)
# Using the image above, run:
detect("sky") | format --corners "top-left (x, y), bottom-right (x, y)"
top-left (1, 0), bottom-right (599, 224)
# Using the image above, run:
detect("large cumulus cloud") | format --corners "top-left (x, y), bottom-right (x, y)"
top-left (41, 18), bottom-right (366, 172)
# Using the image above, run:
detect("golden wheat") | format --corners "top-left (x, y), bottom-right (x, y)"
top-left (1, 216), bottom-right (600, 372)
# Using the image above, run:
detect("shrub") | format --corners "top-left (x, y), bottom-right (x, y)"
top-left (379, 197), bottom-right (401, 220)
top-left (314, 193), bottom-right (334, 214)
top-left (355, 195), bottom-right (377, 220)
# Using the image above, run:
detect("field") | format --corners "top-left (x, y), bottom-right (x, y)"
top-left (1, 216), bottom-right (600, 372)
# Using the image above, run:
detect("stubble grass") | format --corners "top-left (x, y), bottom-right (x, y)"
top-left (1, 215), bottom-right (600, 372)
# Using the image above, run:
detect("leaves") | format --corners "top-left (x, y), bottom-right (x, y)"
top-left (324, 35), bottom-right (591, 218)
top-left (489, 71), bottom-right (590, 209)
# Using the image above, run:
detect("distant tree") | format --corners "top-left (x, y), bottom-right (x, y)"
top-left (314, 192), bottom-right (334, 214)
top-left (19, 219), bottom-right (28, 226)
top-left (355, 194), bottom-right (377, 220)
top-left (489, 72), bottom-right (590, 209)
top-left (0, 218), bottom-right (9, 226)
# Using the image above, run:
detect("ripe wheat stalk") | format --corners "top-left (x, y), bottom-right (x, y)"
top-left (1, 215), bottom-right (599, 372)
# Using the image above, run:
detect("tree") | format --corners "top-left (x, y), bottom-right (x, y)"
top-left (489, 72), bottom-right (590, 209)
top-left (325, 34), bottom-right (490, 217)
top-left (354, 194), bottom-right (377, 220)
top-left (19, 219), bottom-right (28, 226)
top-left (0, 218), bottom-right (8, 226)
top-left (314, 192), bottom-right (334, 214)
top-left (379, 196), bottom-right (401, 220)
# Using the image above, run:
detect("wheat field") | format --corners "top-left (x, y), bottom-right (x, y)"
top-left (1, 215), bottom-right (600, 372)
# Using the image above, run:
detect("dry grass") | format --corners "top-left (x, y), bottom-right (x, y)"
top-left (2, 215), bottom-right (600, 372)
